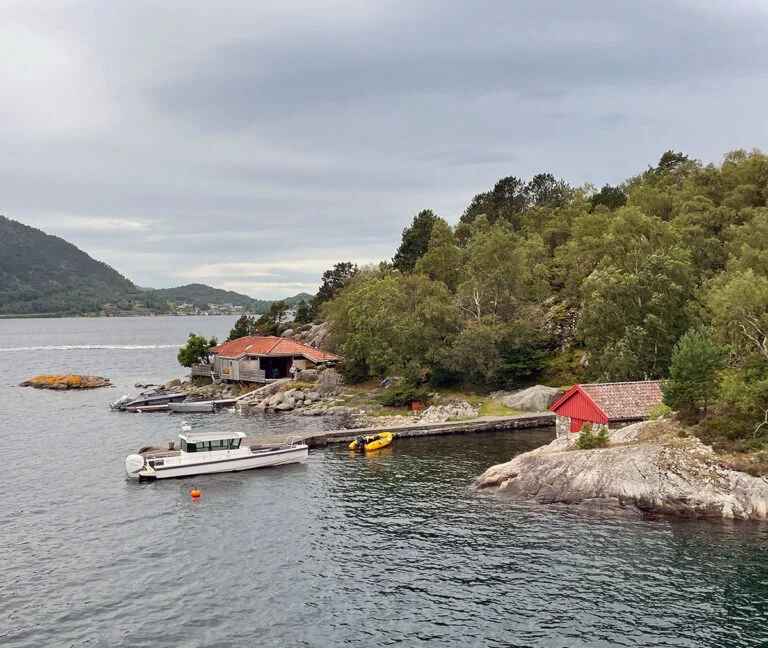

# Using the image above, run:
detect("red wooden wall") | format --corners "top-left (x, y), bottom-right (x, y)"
top-left (551, 387), bottom-right (609, 432)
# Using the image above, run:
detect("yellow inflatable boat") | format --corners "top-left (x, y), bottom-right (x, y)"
top-left (349, 432), bottom-right (393, 453)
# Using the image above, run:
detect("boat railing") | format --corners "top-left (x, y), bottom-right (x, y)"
top-left (286, 435), bottom-right (306, 447)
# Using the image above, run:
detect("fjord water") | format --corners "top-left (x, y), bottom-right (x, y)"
top-left (2, 317), bottom-right (768, 647)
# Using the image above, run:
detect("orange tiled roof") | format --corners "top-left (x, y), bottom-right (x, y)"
top-left (578, 381), bottom-right (662, 420)
top-left (210, 336), bottom-right (341, 363)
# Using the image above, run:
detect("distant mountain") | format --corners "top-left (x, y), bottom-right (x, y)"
top-left (0, 216), bottom-right (169, 316)
top-left (149, 285), bottom-right (315, 313)
top-left (0, 216), bottom-right (317, 317)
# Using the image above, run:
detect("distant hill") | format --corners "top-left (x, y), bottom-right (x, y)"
top-left (0, 216), bottom-right (169, 316)
top-left (148, 285), bottom-right (314, 313)
top-left (0, 216), bottom-right (317, 317)
top-left (285, 292), bottom-right (313, 307)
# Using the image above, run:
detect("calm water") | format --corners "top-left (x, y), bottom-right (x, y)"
top-left (2, 316), bottom-right (768, 647)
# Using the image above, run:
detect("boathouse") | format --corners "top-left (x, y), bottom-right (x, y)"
top-left (202, 336), bottom-right (341, 383)
top-left (550, 381), bottom-right (663, 437)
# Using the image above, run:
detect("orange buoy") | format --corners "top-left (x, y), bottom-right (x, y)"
top-left (190, 489), bottom-right (201, 498)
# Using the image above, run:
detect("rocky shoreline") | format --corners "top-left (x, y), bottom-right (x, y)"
top-left (154, 366), bottom-right (492, 428)
top-left (474, 420), bottom-right (768, 520)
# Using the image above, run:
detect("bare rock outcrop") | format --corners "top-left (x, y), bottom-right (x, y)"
top-left (20, 374), bottom-right (112, 390)
top-left (421, 402), bottom-right (479, 423)
top-left (502, 385), bottom-right (562, 412)
top-left (294, 322), bottom-right (330, 349)
top-left (315, 368), bottom-right (342, 395)
top-left (475, 421), bottom-right (768, 520)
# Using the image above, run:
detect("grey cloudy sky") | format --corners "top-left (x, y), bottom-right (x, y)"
top-left (2, 0), bottom-right (768, 298)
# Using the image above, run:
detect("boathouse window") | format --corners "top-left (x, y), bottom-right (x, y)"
top-left (181, 440), bottom-right (195, 452)
top-left (196, 442), bottom-right (209, 452)
top-left (210, 440), bottom-right (227, 451)
top-left (229, 438), bottom-right (241, 449)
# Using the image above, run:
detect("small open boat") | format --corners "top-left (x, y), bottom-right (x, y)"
top-left (349, 432), bottom-right (393, 453)
top-left (168, 401), bottom-right (215, 413)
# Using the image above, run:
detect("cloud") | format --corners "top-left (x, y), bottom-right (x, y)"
top-left (1, 0), bottom-right (768, 298)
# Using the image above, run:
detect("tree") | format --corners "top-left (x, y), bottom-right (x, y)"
top-left (294, 300), bottom-right (312, 324)
top-left (325, 272), bottom-right (407, 380)
top-left (254, 300), bottom-right (289, 336)
top-left (590, 184), bottom-right (627, 210)
top-left (460, 192), bottom-right (493, 225)
top-left (442, 319), bottom-right (505, 386)
top-left (315, 261), bottom-right (358, 305)
top-left (323, 268), bottom-right (459, 382)
top-left (490, 176), bottom-right (529, 228)
top-left (456, 221), bottom-right (549, 321)
top-left (662, 327), bottom-right (726, 414)
top-left (414, 218), bottom-right (461, 291)
top-left (708, 268), bottom-right (768, 362)
top-left (526, 173), bottom-right (572, 208)
top-left (177, 333), bottom-right (217, 367)
top-left (393, 209), bottom-right (438, 273)
top-left (578, 247), bottom-right (695, 380)
top-left (227, 314), bottom-right (257, 341)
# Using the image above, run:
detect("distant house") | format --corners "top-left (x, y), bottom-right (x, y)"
top-left (207, 336), bottom-right (341, 383)
top-left (550, 381), bottom-right (663, 437)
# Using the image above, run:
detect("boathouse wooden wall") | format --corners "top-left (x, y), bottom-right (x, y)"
top-left (551, 387), bottom-right (609, 433)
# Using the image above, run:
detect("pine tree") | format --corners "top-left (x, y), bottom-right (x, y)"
top-left (662, 326), bottom-right (726, 414)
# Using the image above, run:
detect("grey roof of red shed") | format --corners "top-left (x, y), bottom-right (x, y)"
top-left (578, 381), bottom-right (662, 420)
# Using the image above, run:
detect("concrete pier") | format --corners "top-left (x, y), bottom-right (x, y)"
top-left (244, 412), bottom-right (556, 448)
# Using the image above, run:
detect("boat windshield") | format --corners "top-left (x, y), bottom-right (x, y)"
top-left (181, 438), bottom-right (241, 452)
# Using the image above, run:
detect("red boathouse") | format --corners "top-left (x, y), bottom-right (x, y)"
top-left (550, 381), bottom-right (663, 437)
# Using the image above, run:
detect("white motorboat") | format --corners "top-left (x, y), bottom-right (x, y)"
top-left (110, 391), bottom-right (188, 411)
top-left (125, 428), bottom-right (308, 481)
top-left (168, 401), bottom-right (215, 413)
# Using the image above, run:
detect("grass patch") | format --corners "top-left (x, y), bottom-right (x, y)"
top-left (478, 401), bottom-right (523, 417)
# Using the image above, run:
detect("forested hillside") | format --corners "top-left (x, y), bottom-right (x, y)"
top-left (320, 149), bottom-right (768, 439)
top-left (0, 216), bottom-right (169, 316)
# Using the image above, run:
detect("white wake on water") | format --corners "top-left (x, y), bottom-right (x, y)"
top-left (0, 344), bottom-right (181, 352)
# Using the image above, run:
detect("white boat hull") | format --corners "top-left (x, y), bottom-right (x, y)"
top-left (168, 401), bottom-right (215, 413)
top-left (134, 445), bottom-right (308, 480)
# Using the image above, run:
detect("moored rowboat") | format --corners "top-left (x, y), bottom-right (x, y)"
top-left (168, 401), bottom-right (215, 413)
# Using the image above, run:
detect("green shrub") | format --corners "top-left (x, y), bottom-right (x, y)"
top-left (378, 382), bottom-right (430, 408)
top-left (647, 404), bottom-right (673, 420)
top-left (577, 423), bottom-right (610, 450)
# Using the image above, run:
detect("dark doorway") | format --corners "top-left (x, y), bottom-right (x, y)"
top-left (261, 357), bottom-right (293, 379)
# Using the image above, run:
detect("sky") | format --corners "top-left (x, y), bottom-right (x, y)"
top-left (2, 0), bottom-right (768, 299)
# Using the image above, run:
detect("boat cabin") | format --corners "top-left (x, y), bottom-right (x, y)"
top-left (178, 430), bottom-right (246, 453)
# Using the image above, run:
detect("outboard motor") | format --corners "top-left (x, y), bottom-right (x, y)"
top-left (110, 394), bottom-right (132, 410)
top-left (125, 454), bottom-right (145, 479)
